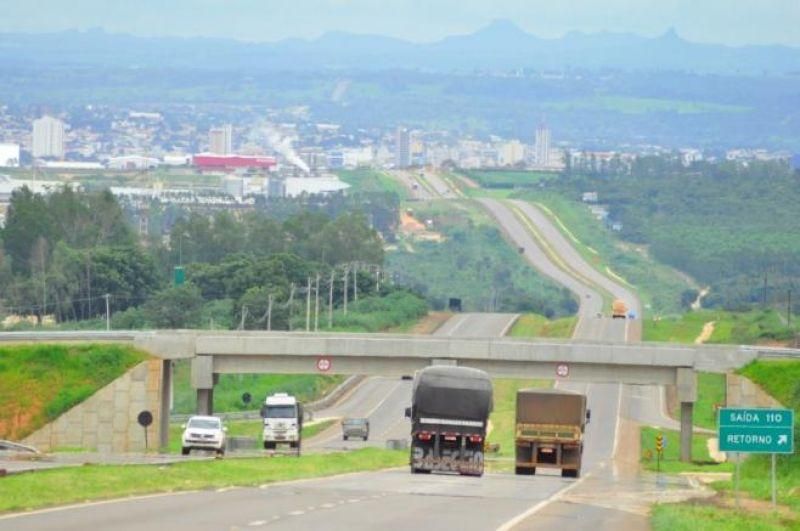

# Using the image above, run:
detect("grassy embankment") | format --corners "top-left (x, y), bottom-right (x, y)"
top-left (508, 314), bottom-right (578, 338)
top-left (644, 308), bottom-right (793, 345)
top-left (652, 360), bottom-right (800, 530)
top-left (0, 344), bottom-right (148, 440)
top-left (336, 169), bottom-right (409, 199)
top-left (0, 448), bottom-right (407, 514)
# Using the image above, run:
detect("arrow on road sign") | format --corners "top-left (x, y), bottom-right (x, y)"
top-left (778, 435), bottom-right (788, 445)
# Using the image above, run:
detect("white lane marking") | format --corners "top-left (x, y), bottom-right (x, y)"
top-left (495, 472), bottom-right (591, 531)
top-left (612, 383), bottom-right (624, 459)
top-left (347, 498), bottom-right (361, 503)
top-left (217, 486), bottom-right (238, 493)
top-left (247, 521), bottom-right (266, 527)
top-left (0, 491), bottom-right (199, 521)
top-left (439, 313), bottom-right (471, 336)
top-left (306, 506), bottom-right (316, 511)
top-left (364, 381), bottom-right (403, 419)
top-left (321, 503), bottom-right (336, 509)
top-left (288, 510), bottom-right (305, 516)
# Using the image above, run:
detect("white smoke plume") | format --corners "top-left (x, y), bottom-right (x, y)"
top-left (254, 122), bottom-right (310, 174)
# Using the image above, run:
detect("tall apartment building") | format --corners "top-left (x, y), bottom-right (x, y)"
top-left (534, 121), bottom-right (550, 167)
top-left (395, 127), bottom-right (411, 169)
top-left (32, 116), bottom-right (65, 158)
top-left (209, 124), bottom-right (233, 155)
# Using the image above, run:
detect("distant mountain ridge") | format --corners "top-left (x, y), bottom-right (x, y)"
top-left (2, 20), bottom-right (799, 73)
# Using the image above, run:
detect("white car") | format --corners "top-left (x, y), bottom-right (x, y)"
top-left (181, 415), bottom-right (227, 456)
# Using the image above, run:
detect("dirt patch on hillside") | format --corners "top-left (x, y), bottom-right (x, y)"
top-left (407, 312), bottom-right (452, 334)
top-left (694, 321), bottom-right (715, 344)
top-left (0, 399), bottom-right (43, 440)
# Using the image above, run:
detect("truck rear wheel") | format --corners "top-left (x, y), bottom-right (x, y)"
top-left (515, 466), bottom-right (535, 475)
top-left (561, 469), bottom-right (579, 478)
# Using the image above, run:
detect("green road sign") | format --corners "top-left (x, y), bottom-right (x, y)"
top-left (718, 408), bottom-right (794, 454)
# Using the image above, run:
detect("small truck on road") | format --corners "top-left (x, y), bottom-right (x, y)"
top-left (514, 388), bottom-right (589, 478)
top-left (261, 392), bottom-right (303, 452)
top-left (406, 365), bottom-right (493, 476)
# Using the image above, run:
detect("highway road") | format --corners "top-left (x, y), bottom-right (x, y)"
top-left (306, 313), bottom-right (519, 451)
top-left (0, 190), bottom-right (694, 529)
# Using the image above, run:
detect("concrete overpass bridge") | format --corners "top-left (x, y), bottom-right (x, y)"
top-left (3, 330), bottom-right (797, 460)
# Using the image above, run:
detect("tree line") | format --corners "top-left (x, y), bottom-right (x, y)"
top-left (0, 186), bottom-right (401, 329)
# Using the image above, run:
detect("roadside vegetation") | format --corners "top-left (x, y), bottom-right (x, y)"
top-left (0, 344), bottom-right (148, 440)
top-left (644, 309), bottom-right (794, 345)
top-left (640, 426), bottom-right (732, 474)
top-left (507, 314), bottom-right (577, 338)
top-left (651, 359), bottom-right (800, 528)
top-left (337, 168), bottom-right (409, 199)
top-left (386, 200), bottom-right (577, 316)
top-left (0, 448), bottom-right (407, 514)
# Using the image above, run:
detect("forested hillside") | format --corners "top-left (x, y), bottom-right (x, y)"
top-left (552, 158), bottom-right (799, 311)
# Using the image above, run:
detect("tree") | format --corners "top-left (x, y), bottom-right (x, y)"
top-left (142, 284), bottom-right (204, 328)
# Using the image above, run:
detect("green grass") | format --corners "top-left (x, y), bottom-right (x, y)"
top-left (171, 362), bottom-right (344, 415)
top-left (640, 426), bottom-right (733, 474)
top-left (739, 360), bottom-right (800, 408)
top-left (0, 448), bottom-right (407, 514)
top-left (507, 314), bottom-right (577, 338)
top-left (651, 502), bottom-right (796, 531)
top-left (337, 169), bottom-right (408, 199)
top-left (462, 170), bottom-right (557, 189)
top-left (644, 309), bottom-right (794, 345)
top-left (0, 344), bottom-right (148, 440)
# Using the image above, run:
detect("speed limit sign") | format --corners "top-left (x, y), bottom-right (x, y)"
top-left (556, 363), bottom-right (569, 378)
top-left (316, 356), bottom-right (332, 372)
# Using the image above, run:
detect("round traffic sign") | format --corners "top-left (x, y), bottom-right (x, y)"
top-left (137, 410), bottom-right (153, 428)
top-left (316, 356), bottom-right (332, 372)
top-left (556, 363), bottom-right (569, 378)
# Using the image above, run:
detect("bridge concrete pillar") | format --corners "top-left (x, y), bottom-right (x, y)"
top-left (192, 355), bottom-right (216, 415)
top-left (159, 360), bottom-right (172, 451)
top-left (676, 368), bottom-right (697, 463)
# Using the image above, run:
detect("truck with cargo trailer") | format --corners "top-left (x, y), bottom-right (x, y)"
top-left (405, 366), bottom-right (493, 476)
top-left (611, 299), bottom-right (628, 319)
top-left (514, 388), bottom-right (590, 478)
top-left (261, 392), bottom-right (303, 452)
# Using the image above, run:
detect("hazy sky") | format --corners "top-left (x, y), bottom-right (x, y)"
top-left (1, 0), bottom-right (798, 47)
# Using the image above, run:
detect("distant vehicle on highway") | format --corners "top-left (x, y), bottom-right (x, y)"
top-left (261, 393), bottom-right (303, 451)
top-left (342, 418), bottom-right (370, 441)
top-left (611, 299), bottom-right (628, 319)
top-left (181, 415), bottom-right (227, 456)
top-left (406, 365), bottom-right (493, 477)
top-left (514, 388), bottom-right (589, 478)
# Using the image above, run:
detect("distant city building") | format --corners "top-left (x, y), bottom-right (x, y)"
top-left (108, 155), bottom-right (160, 170)
top-left (499, 140), bottom-right (525, 166)
top-left (208, 125), bottom-right (233, 155)
top-left (395, 127), bottom-right (411, 168)
top-left (534, 121), bottom-right (550, 167)
top-left (0, 143), bottom-right (20, 167)
top-left (32, 116), bottom-right (65, 158)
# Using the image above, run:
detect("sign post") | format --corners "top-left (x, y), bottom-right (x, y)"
top-left (718, 407), bottom-right (794, 509)
top-left (655, 433), bottom-right (664, 473)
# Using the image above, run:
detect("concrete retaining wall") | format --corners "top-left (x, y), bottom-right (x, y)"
top-left (23, 360), bottom-right (163, 452)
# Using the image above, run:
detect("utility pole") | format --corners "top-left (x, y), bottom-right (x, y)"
top-left (353, 264), bottom-right (358, 303)
top-left (305, 276), bottom-right (312, 331)
top-left (328, 270), bottom-right (335, 328)
top-left (788, 288), bottom-right (792, 328)
top-left (267, 294), bottom-right (273, 331)
top-left (376, 269), bottom-right (380, 293)
top-left (240, 305), bottom-right (248, 330)
top-left (104, 293), bottom-right (110, 331)
top-left (343, 265), bottom-right (349, 315)
top-left (314, 274), bottom-right (320, 332)
top-left (763, 271), bottom-right (768, 308)
top-left (287, 283), bottom-right (295, 331)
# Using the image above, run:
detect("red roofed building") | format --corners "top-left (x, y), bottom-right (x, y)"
top-left (193, 153), bottom-right (277, 171)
